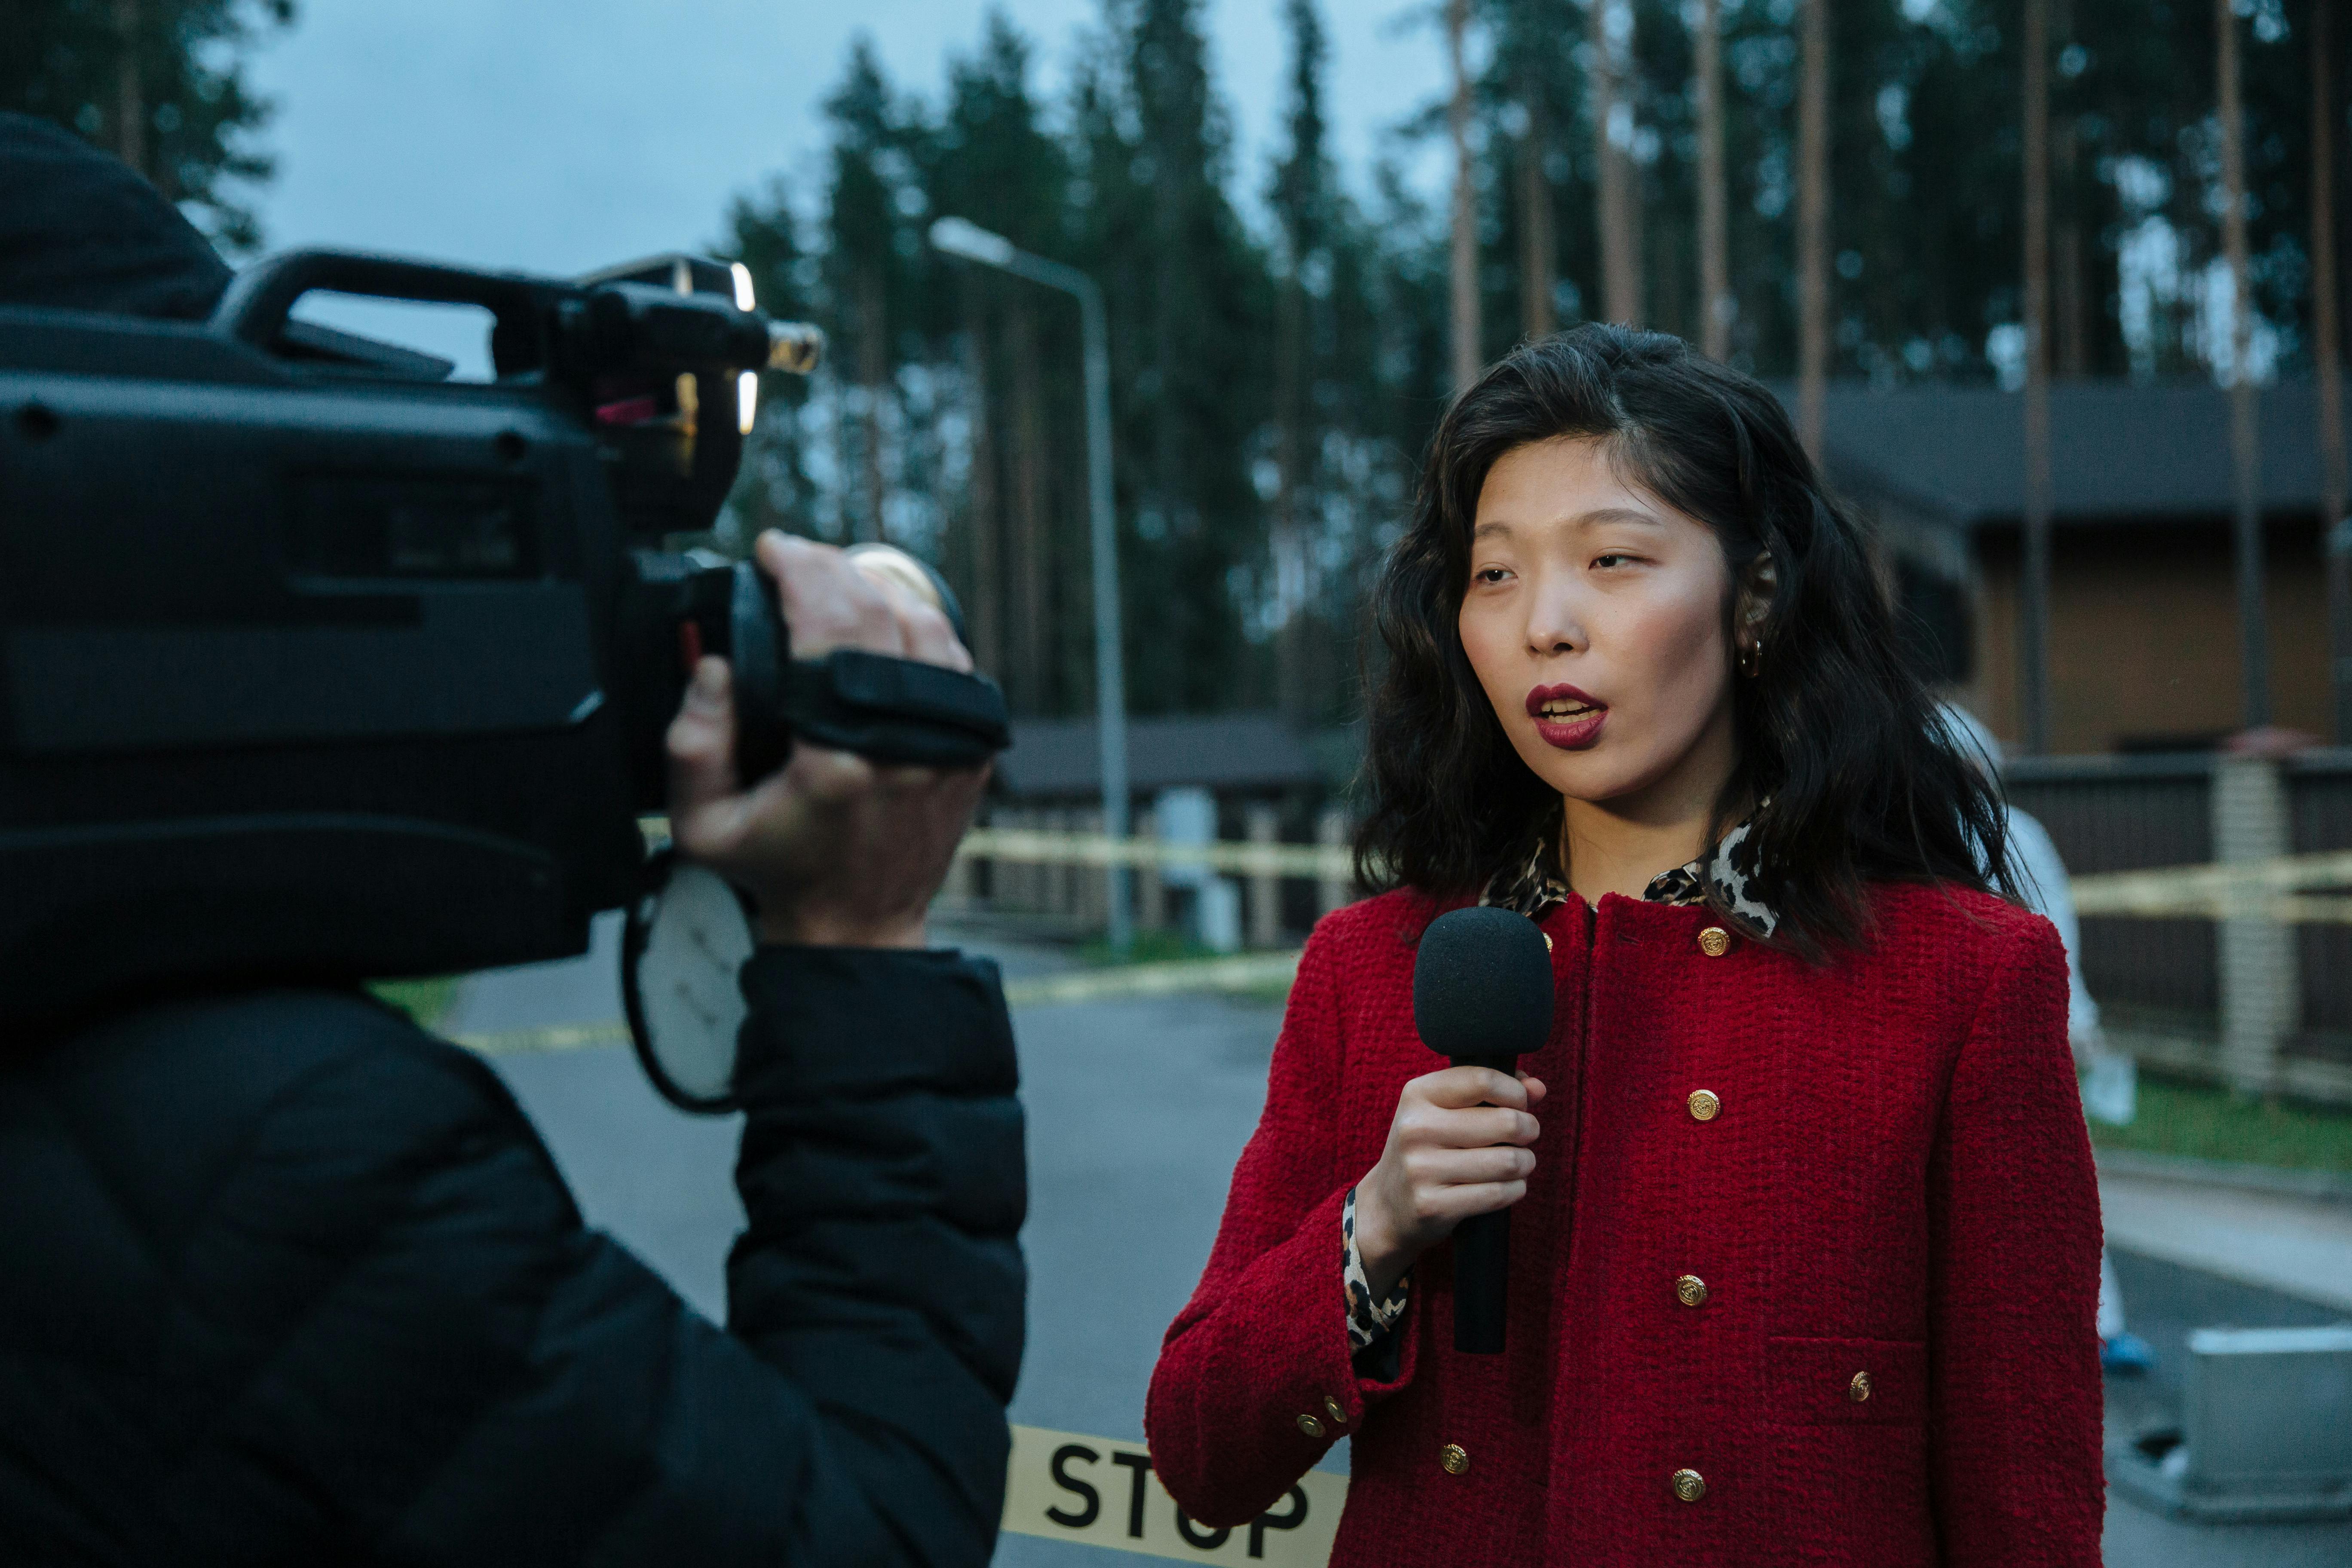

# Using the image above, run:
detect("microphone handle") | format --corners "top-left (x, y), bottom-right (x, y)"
top-left (1448, 1052), bottom-right (1519, 1355)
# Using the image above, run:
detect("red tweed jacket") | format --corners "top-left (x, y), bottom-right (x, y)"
top-left (1145, 882), bottom-right (2103, 1566)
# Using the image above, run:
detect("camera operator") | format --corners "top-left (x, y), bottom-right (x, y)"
top-left (0, 114), bottom-right (1024, 1566)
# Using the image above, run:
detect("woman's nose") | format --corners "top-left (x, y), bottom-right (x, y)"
top-left (1523, 579), bottom-right (1583, 657)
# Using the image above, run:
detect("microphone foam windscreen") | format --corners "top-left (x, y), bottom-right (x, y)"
top-left (1412, 906), bottom-right (1557, 1059)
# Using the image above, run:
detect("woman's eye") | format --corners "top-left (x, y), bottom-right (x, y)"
top-left (1474, 567), bottom-right (1512, 585)
top-left (1591, 553), bottom-right (1636, 570)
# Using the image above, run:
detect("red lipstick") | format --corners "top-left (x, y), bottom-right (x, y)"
top-left (1525, 682), bottom-right (1607, 749)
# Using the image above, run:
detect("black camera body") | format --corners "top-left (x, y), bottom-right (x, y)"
top-left (0, 250), bottom-right (1005, 1026)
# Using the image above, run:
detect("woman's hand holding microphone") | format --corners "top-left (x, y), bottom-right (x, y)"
top-left (1350, 1067), bottom-right (1547, 1302)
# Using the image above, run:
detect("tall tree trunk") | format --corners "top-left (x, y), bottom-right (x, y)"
top-left (2053, 152), bottom-right (2088, 374)
top-left (1591, 0), bottom-right (1642, 325)
top-left (2052, 0), bottom-right (2087, 376)
top-left (2217, 0), bottom-right (2270, 729)
top-left (1447, 0), bottom-right (1481, 389)
top-left (2314, 0), bottom-right (2349, 741)
top-left (1275, 266), bottom-right (1309, 719)
top-left (2020, 0), bottom-right (2054, 753)
top-left (1519, 70), bottom-right (1557, 340)
top-left (1696, 0), bottom-right (1731, 360)
top-left (1009, 298), bottom-right (1049, 712)
top-left (857, 268), bottom-right (888, 544)
top-left (113, 0), bottom-right (144, 178)
top-left (961, 295), bottom-right (1004, 685)
top-left (1795, 0), bottom-right (1830, 458)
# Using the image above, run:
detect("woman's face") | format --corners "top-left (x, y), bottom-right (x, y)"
top-left (1456, 435), bottom-right (1741, 810)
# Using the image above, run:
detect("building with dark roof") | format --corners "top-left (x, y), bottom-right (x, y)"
top-left (991, 713), bottom-right (1325, 803)
top-left (1803, 380), bottom-right (2340, 753)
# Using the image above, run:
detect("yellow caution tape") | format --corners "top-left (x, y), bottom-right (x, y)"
top-left (959, 827), bottom-right (1354, 879)
top-left (1003, 1424), bottom-right (1345, 1565)
top-left (960, 829), bottom-right (2352, 924)
top-left (650, 817), bottom-right (2352, 924)
top-left (441, 830), bottom-right (2352, 1062)
top-left (2068, 849), bottom-right (2352, 922)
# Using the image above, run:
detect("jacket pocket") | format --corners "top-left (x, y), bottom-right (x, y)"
top-left (1767, 1336), bottom-right (1926, 1427)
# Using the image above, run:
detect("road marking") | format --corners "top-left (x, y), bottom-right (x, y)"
top-left (1001, 951), bottom-right (1302, 1007)
top-left (1004, 1424), bottom-right (1344, 1565)
top-left (455, 1020), bottom-right (631, 1056)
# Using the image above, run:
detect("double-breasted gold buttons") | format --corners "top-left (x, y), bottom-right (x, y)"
top-left (1671, 1468), bottom-right (1707, 1503)
top-left (1697, 926), bottom-right (1732, 957)
top-left (1675, 1274), bottom-right (1709, 1308)
top-left (1439, 1443), bottom-right (1470, 1476)
top-left (1323, 1394), bottom-right (1348, 1427)
top-left (1849, 1370), bottom-right (1873, 1403)
top-left (1295, 1412), bottom-right (1325, 1439)
top-left (1686, 1088), bottom-right (1721, 1121)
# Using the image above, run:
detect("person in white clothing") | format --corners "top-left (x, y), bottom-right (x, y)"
top-left (1940, 704), bottom-right (2153, 1372)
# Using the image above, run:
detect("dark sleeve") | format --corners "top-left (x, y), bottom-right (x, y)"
top-left (280, 949), bottom-right (1022, 1567)
top-left (724, 946), bottom-right (1029, 1564)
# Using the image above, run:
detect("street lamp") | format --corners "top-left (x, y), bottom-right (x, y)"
top-left (930, 216), bottom-right (1134, 952)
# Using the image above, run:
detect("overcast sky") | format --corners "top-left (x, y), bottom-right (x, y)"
top-left (243, 0), bottom-right (1452, 280)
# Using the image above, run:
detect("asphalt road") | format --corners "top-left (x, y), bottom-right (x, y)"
top-left (471, 924), bottom-right (2352, 1566)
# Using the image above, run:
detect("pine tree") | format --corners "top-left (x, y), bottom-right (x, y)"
top-left (931, 11), bottom-right (1073, 710)
top-left (1264, 0), bottom-right (1422, 727)
top-left (1, 0), bottom-right (296, 251)
top-left (821, 40), bottom-right (934, 545)
top-left (1270, 0), bottom-right (1331, 720)
top-left (720, 177), bottom-right (823, 547)
top-left (1075, 0), bottom-right (1273, 715)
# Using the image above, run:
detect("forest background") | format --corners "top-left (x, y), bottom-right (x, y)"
top-left (3, 0), bottom-right (2325, 729)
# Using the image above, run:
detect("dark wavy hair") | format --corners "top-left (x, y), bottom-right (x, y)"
top-left (1356, 324), bottom-right (2017, 957)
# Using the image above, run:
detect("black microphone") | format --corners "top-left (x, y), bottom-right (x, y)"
top-left (1412, 906), bottom-right (1556, 1355)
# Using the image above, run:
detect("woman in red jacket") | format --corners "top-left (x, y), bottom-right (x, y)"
top-left (1145, 327), bottom-right (2103, 1565)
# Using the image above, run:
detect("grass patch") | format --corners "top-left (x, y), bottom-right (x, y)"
top-left (1078, 928), bottom-right (1226, 967)
top-left (1071, 929), bottom-right (1299, 1009)
top-left (2087, 1072), bottom-right (2352, 1173)
top-left (368, 976), bottom-right (464, 1032)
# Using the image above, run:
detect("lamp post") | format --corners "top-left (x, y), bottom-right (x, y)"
top-left (930, 217), bottom-right (1133, 952)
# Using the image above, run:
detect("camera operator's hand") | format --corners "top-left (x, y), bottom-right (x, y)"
top-left (665, 530), bottom-right (988, 949)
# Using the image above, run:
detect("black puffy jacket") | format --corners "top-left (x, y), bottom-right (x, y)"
top-left (0, 946), bottom-right (1026, 1565)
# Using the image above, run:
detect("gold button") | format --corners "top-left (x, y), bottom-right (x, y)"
top-left (1675, 1274), bottom-right (1709, 1308)
top-left (1687, 1088), bottom-right (1721, 1121)
top-left (1672, 1468), bottom-right (1707, 1503)
top-left (1542, 930), bottom-right (1554, 951)
top-left (1698, 926), bottom-right (1731, 957)
top-left (1296, 1413), bottom-right (1325, 1439)
top-left (1439, 1443), bottom-right (1470, 1476)
top-left (1323, 1394), bottom-right (1348, 1427)
top-left (1848, 1370), bottom-right (1872, 1403)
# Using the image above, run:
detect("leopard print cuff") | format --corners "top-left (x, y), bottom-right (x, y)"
top-left (1342, 1185), bottom-right (1410, 1350)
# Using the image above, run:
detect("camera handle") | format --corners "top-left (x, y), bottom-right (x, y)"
top-left (210, 250), bottom-right (547, 365)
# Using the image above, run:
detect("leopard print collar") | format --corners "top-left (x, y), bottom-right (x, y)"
top-left (1479, 806), bottom-right (1780, 939)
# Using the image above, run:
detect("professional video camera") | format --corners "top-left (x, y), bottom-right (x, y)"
top-left (0, 249), bottom-right (1009, 1062)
